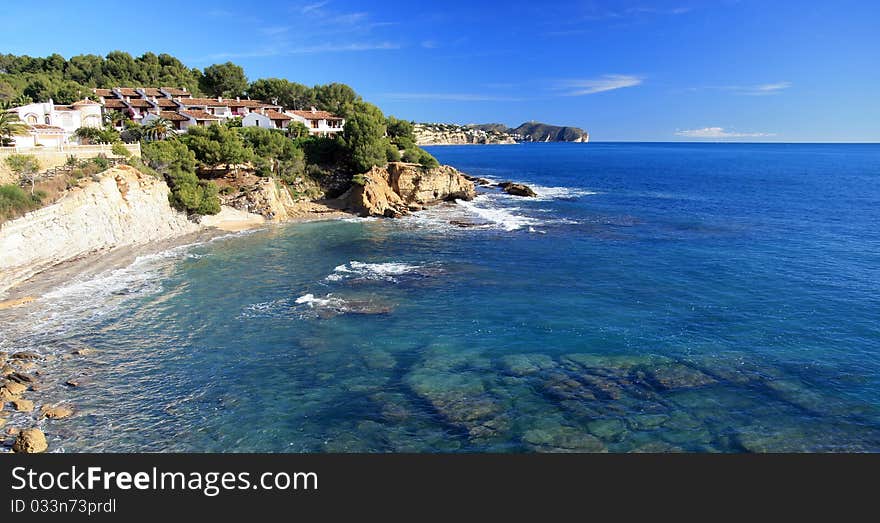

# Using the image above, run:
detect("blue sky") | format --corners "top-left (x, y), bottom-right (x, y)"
top-left (3, 0), bottom-right (878, 141)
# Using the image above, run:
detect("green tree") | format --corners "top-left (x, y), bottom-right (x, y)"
top-left (201, 62), bottom-right (248, 98)
top-left (386, 116), bottom-right (414, 143)
top-left (5, 154), bottom-right (40, 194)
top-left (181, 124), bottom-right (252, 171)
top-left (142, 139), bottom-right (197, 176)
top-left (247, 78), bottom-right (315, 109)
top-left (342, 102), bottom-right (388, 173)
top-left (313, 83), bottom-right (360, 118)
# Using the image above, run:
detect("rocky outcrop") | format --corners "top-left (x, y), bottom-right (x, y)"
top-left (414, 121), bottom-right (590, 145)
top-left (499, 182), bottom-right (537, 197)
top-left (13, 428), bottom-right (47, 453)
top-left (220, 177), bottom-right (298, 222)
top-left (0, 165), bottom-right (201, 294)
top-left (413, 123), bottom-right (516, 145)
top-left (342, 162), bottom-right (476, 217)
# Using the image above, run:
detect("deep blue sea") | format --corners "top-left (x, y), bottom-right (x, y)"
top-left (3, 142), bottom-right (880, 452)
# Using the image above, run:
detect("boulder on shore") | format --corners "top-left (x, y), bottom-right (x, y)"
top-left (13, 428), bottom-right (48, 453)
top-left (41, 405), bottom-right (74, 420)
top-left (499, 182), bottom-right (537, 197)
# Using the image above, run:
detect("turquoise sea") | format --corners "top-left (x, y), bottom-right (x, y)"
top-left (3, 142), bottom-right (880, 452)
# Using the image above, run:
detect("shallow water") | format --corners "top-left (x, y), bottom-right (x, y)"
top-left (2, 142), bottom-right (880, 452)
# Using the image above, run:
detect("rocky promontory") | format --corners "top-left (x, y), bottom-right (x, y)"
top-left (414, 121), bottom-right (589, 145)
top-left (342, 162), bottom-right (476, 217)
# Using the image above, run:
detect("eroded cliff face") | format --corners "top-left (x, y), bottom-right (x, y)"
top-left (0, 165), bottom-right (200, 293)
top-left (343, 162), bottom-right (476, 217)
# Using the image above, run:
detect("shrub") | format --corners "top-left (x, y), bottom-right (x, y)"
top-left (385, 142), bottom-right (401, 162)
top-left (167, 171), bottom-right (220, 215)
top-left (111, 142), bottom-right (130, 157)
top-left (91, 154), bottom-right (110, 171)
top-left (0, 184), bottom-right (43, 221)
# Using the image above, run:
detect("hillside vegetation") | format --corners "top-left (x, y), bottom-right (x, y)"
top-left (0, 52), bottom-right (439, 216)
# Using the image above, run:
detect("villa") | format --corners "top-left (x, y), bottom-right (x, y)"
top-left (287, 108), bottom-right (345, 137)
top-left (3, 86), bottom-right (345, 148)
top-left (7, 98), bottom-right (103, 148)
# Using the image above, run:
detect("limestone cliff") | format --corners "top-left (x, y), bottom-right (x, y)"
top-left (414, 121), bottom-right (589, 145)
top-left (0, 165), bottom-right (200, 293)
top-left (220, 177), bottom-right (299, 222)
top-left (413, 123), bottom-right (516, 145)
top-left (342, 162), bottom-right (476, 217)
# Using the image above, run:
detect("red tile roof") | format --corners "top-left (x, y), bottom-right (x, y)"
top-left (116, 88), bottom-right (140, 97)
top-left (29, 124), bottom-right (65, 132)
top-left (103, 99), bottom-right (128, 108)
top-left (180, 109), bottom-right (219, 121)
top-left (126, 99), bottom-right (155, 108)
top-left (176, 97), bottom-right (274, 109)
top-left (141, 88), bottom-right (164, 97)
top-left (160, 111), bottom-right (188, 122)
top-left (93, 88), bottom-right (114, 97)
top-left (264, 109), bottom-right (291, 120)
top-left (155, 98), bottom-right (179, 107)
top-left (162, 87), bottom-right (191, 97)
top-left (288, 109), bottom-right (342, 120)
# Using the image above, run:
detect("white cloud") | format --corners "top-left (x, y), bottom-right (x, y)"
top-left (301, 1), bottom-right (330, 14)
top-left (382, 93), bottom-right (525, 102)
top-left (689, 82), bottom-right (792, 96)
top-left (556, 75), bottom-right (643, 95)
top-left (675, 127), bottom-right (776, 139)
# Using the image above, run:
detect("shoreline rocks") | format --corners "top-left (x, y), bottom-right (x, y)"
top-left (13, 428), bottom-right (47, 453)
top-left (499, 182), bottom-right (537, 197)
top-left (342, 162), bottom-right (476, 218)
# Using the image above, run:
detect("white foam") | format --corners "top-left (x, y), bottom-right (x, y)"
top-left (456, 195), bottom-right (538, 231)
top-left (294, 293), bottom-right (346, 308)
top-left (325, 261), bottom-right (425, 282)
top-left (527, 184), bottom-right (597, 200)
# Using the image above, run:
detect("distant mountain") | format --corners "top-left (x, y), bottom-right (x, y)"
top-left (413, 121), bottom-right (589, 145)
top-left (509, 122), bottom-right (589, 143)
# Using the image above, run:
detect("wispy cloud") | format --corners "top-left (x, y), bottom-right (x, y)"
top-left (421, 40), bottom-right (439, 49)
top-left (300, 1), bottom-right (330, 14)
top-left (382, 93), bottom-right (525, 102)
top-left (555, 75), bottom-right (643, 95)
top-left (675, 127), bottom-right (776, 139)
top-left (202, 3), bottom-right (399, 61)
top-left (207, 42), bottom-right (399, 60)
top-left (688, 82), bottom-right (792, 96)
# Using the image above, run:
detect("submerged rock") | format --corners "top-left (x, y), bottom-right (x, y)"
top-left (499, 354), bottom-right (557, 376)
top-left (405, 369), bottom-right (509, 439)
top-left (586, 418), bottom-right (628, 441)
top-left (499, 182), bottom-right (537, 197)
top-left (522, 424), bottom-right (606, 452)
top-left (648, 364), bottom-right (716, 390)
top-left (13, 428), bottom-right (47, 453)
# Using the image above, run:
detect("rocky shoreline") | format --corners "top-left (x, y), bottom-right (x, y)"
top-left (0, 160), bottom-right (488, 452)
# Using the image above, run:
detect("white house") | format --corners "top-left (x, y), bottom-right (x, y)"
top-left (241, 108), bottom-right (292, 130)
top-left (7, 98), bottom-right (103, 148)
top-left (286, 107), bottom-right (345, 137)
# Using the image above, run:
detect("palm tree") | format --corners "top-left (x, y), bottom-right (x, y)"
top-left (143, 117), bottom-right (175, 141)
top-left (103, 110), bottom-right (128, 128)
top-left (0, 111), bottom-right (29, 146)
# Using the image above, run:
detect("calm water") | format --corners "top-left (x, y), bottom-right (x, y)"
top-left (3, 142), bottom-right (880, 452)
